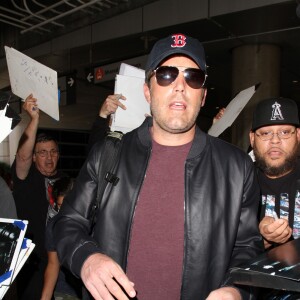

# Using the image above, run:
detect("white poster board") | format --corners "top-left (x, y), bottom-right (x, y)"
top-left (208, 85), bottom-right (258, 137)
top-left (5, 46), bottom-right (59, 121)
top-left (111, 63), bottom-right (150, 133)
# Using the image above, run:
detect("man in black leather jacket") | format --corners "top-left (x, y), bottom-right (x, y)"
top-left (54, 33), bottom-right (263, 300)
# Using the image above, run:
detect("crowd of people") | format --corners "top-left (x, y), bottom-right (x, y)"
top-left (1, 33), bottom-right (300, 300)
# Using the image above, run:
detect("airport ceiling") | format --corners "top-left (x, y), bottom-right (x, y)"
top-left (0, 0), bottom-right (158, 47)
top-left (1, 0), bottom-right (300, 120)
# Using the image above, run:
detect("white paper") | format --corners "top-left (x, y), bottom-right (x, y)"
top-left (0, 104), bottom-right (6, 117)
top-left (111, 73), bottom-right (150, 133)
top-left (5, 46), bottom-right (59, 121)
top-left (0, 239), bottom-right (35, 299)
top-left (0, 218), bottom-right (28, 288)
top-left (119, 63), bottom-right (145, 78)
top-left (208, 85), bottom-right (257, 137)
top-left (0, 101), bottom-right (21, 144)
top-left (0, 105), bottom-right (12, 143)
top-left (11, 241), bottom-right (35, 281)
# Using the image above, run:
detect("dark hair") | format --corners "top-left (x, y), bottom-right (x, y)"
top-left (35, 133), bottom-right (58, 147)
top-left (52, 177), bottom-right (75, 203)
top-left (145, 70), bottom-right (153, 86)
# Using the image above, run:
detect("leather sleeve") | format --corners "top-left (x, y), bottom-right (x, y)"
top-left (222, 157), bottom-right (264, 299)
top-left (86, 116), bottom-right (110, 155)
top-left (231, 157), bottom-right (263, 265)
top-left (53, 141), bottom-right (104, 277)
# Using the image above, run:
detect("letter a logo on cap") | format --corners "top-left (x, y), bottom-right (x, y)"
top-left (271, 102), bottom-right (284, 121)
top-left (171, 34), bottom-right (186, 48)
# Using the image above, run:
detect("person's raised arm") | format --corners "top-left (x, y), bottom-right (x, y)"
top-left (15, 94), bottom-right (39, 180)
top-left (87, 94), bottom-right (126, 153)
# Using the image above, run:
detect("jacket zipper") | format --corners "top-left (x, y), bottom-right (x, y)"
top-left (180, 161), bottom-right (187, 299)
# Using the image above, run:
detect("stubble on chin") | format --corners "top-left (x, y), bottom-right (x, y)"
top-left (253, 145), bottom-right (298, 177)
top-left (150, 104), bottom-right (201, 135)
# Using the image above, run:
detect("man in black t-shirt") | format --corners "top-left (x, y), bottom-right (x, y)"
top-left (12, 94), bottom-right (66, 300)
top-left (249, 97), bottom-right (300, 299)
top-left (249, 97), bottom-right (300, 249)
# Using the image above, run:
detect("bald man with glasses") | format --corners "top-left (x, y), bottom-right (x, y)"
top-left (11, 94), bottom-right (66, 300)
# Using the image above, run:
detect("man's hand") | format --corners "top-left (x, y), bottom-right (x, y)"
top-left (81, 253), bottom-right (136, 300)
top-left (212, 108), bottom-right (225, 124)
top-left (259, 216), bottom-right (292, 248)
top-left (23, 94), bottom-right (39, 120)
top-left (206, 287), bottom-right (241, 300)
top-left (99, 94), bottom-right (126, 118)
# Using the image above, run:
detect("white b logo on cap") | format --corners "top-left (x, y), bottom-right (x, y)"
top-left (271, 102), bottom-right (284, 121)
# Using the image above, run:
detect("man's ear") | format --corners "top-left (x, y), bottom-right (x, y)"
top-left (143, 83), bottom-right (151, 104)
top-left (33, 153), bottom-right (36, 163)
top-left (201, 89), bottom-right (207, 107)
top-left (296, 127), bottom-right (300, 142)
top-left (249, 131), bottom-right (255, 148)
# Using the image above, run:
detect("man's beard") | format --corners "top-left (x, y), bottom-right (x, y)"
top-left (253, 145), bottom-right (298, 177)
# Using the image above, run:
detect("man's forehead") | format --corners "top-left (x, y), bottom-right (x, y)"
top-left (35, 140), bottom-right (57, 149)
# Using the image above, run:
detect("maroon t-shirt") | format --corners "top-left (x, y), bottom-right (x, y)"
top-left (126, 139), bottom-right (191, 299)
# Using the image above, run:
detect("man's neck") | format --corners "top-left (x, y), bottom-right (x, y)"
top-left (265, 167), bottom-right (294, 179)
top-left (150, 125), bottom-right (195, 146)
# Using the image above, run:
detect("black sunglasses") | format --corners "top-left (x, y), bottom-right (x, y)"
top-left (151, 66), bottom-right (207, 89)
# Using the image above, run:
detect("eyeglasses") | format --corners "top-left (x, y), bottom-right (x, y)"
top-left (255, 129), bottom-right (296, 141)
top-left (35, 149), bottom-right (59, 157)
top-left (150, 66), bottom-right (207, 89)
